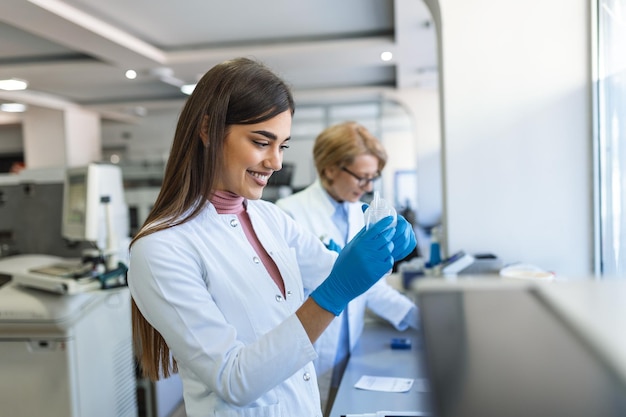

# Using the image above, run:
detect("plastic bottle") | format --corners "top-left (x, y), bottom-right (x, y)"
top-left (364, 191), bottom-right (397, 230)
top-left (428, 226), bottom-right (442, 267)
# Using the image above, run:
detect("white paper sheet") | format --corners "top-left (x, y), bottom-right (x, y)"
top-left (353, 375), bottom-right (429, 393)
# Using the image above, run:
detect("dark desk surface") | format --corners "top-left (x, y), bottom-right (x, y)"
top-left (328, 319), bottom-right (433, 417)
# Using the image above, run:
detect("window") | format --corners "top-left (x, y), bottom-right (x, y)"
top-left (596, 0), bottom-right (626, 277)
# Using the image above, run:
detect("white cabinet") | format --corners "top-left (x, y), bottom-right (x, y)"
top-left (0, 280), bottom-right (137, 417)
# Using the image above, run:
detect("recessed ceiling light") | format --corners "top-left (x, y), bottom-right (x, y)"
top-left (0, 103), bottom-right (27, 112)
top-left (0, 78), bottom-right (28, 91)
top-left (380, 51), bottom-right (393, 62)
top-left (125, 70), bottom-right (137, 80)
top-left (181, 84), bottom-right (196, 95)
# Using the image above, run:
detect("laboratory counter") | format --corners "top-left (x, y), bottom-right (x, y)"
top-left (329, 318), bottom-right (432, 417)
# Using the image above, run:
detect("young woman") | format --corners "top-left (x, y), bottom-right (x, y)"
top-left (276, 121), bottom-right (419, 414)
top-left (128, 58), bottom-right (416, 417)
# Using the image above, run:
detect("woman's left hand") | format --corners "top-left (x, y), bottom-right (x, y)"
top-left (391, 214), bottom-right (417, 261)
top-left (324, 239), bottom-right (342, 253)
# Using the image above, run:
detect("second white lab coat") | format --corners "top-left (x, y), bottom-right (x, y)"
top-left (276, 181), bottom-right (418, 407)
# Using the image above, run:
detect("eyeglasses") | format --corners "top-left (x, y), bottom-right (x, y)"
top-left (341, 167), bottom-right (380, 188)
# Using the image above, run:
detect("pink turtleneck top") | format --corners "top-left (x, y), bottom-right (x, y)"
top-left (211, 191), bottom-right (286, 297)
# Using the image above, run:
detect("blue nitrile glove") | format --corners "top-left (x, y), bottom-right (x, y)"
top-left (311, 216), bottom-right (395, 315)
top-left (391, 214), bottom-right (417, 261)
top-left (361, 204), bottom-right (417, 262)
top-left (324, 238), bottom-right (342, 253)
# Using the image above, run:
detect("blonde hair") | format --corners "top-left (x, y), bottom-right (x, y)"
top-left (313, 121), bottom-right (387, 187)
top-left (130, 57), bottom-right (294, 381)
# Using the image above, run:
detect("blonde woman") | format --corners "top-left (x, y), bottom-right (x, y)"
top-left (276, 122), bottom-right (419, 414)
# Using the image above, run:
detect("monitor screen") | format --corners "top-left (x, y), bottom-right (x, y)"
top-left (62, 167), bottom-right (95, 243)
top-left (61, 164), bottom-right (129, 247)
top-left (417, 285), bottom-right (626, 417)
top-left (267, 162), bottom-right (294, 187)
top-left (65, 173), bottom-right (88, 228)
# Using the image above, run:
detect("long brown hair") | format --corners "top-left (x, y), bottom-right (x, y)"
top-left (131, 57), bottom-right (295, 380)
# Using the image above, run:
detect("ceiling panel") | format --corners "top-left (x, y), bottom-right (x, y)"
top-left (62, 0), bottom-right (395, 47)
top-left (0, 0), bottom-right (437, 123)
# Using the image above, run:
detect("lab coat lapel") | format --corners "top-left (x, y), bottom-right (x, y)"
top-left (307, 182), bottom-right (346, 247)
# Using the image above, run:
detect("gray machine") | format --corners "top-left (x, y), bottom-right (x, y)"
top-left (416, 278), bottom-right (626, 417)
top-left (0, 167), bottom-right (183, 417)
top-left (0, 255), bottom-right (137, 417)
top-left (0, 168), bottom-right (90, 259)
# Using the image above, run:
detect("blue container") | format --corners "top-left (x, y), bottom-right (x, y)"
top-left (429, 241), bottom-right (441, 266)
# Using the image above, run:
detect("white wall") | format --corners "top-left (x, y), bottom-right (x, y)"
top-left (22, 107), bottom-right (65, 168)
top-left (102, 108), bottom-right (180, 164)
top-left (385, 88), bottom-right (441, 227)
top-left (22, 106), bottom-right (101, 168)
top-left (64, 107), bottom-right (102, 167)
top-left (436, 0), bottom-right (592, 276)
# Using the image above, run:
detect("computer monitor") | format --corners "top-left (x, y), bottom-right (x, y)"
top-left (267, 162), bottom-right (294, 187)
top-left (62, 163), bottom-right (129, 252)
top-left (416, 280), bottom-right (626, 417)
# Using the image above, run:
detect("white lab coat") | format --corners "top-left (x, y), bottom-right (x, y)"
top-left (128, 198), bottom-right (336, 417)
top-left (275, 181), bottom-right (418, 408)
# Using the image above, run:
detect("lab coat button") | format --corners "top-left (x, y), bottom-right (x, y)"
top-left (253, 256), bottom-right (260, 264)
top-left (303, 372), bottom-right (311, 381)
top-left (275, 294), bottom-right (283, 302)
top-left (230, 218), bottom-right (239, 227)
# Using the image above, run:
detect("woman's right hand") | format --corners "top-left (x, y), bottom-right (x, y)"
top-left (310, 216), bottom-right (395, 315)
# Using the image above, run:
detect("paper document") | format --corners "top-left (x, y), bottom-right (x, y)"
top-left (354, 375), bottom-right (429, 393)
top-left (341, 412), bottom-right (430, 417)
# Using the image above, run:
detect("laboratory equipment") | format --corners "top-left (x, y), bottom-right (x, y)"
top-left (416, 278), bottom-right (626, 417)
top-left (9, 163), bottom-right (130, 293)
top-left (0, 166), bottom-right (129, 293)
top-left (262, 162), bottom-right (295, 203)
top-left (0, 254), bottom-right (102, 294)
top-left (440, 251), bottom-right (475, 276)
top-left (62, 163), bottom-right (130, 270)
top-left (364, 191), bottom-right (397, 230)
top-left (426, 226), bottom-right (442, 267)
top-left (0, 167), bottom-right (92, 259)
top-left (390, 337), bottom-right (412, 350)
top-left (0, 263), bottom-right (137, 417)
top-left (0, 168), bottom-right (182, 417)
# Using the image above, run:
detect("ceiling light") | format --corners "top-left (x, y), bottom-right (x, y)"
top-left (125, 70), bottom-right (137, 80)
top-left (0, 78), bottom-right (28, 91)
top-left (380, 51), bottom-right (393, 62)
top-left (123, 106), bottom-right (147, 117)
top-left (0, 103), bottom-right (27, 112)
top-left (181, 84), bottom-right (196, 95)
top-left (151, 67), bottom-right (185, 88)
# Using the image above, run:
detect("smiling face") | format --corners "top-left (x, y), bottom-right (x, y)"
top-left (324, 153), bottom-right (380, 202)
top-left (215, 110), bottom-right (292, 199)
